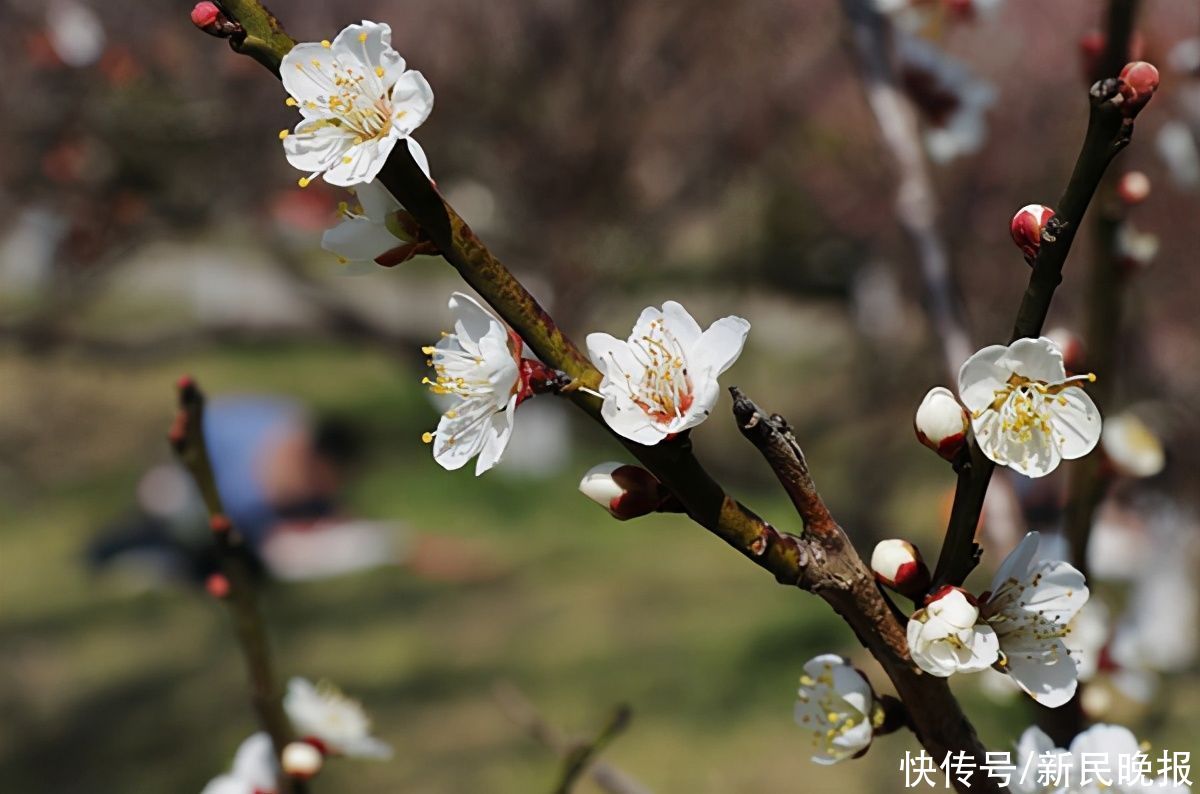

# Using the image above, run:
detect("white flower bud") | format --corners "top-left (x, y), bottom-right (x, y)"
top-left (907, 586), bottom-right (999, 677)
top-left (578, 462), bottom-right (664, 520)
top-left (281, 741), bottom-right (324, 780)
top-left (914, 387), bottom-right (969, 461)
top-left (870, 539), bottom-right (930, 597)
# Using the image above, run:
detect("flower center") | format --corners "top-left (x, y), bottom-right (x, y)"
top-left (620, 320), bottom-right (694, 423)
top-left (290, 35), bottom-right (405, 143)
top-left (980, 372), bottom-right (1095, 442)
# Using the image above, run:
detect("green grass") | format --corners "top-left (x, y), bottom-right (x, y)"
top-left (1, 344), bottom-right (1192, 793)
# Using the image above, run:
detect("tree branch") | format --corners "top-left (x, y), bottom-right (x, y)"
top-left (494, 683), bottom-right (654, 794)
top-left (730, 388), bottom-right (999, 794)
top-left (169, 377), bottom-right (303, 794)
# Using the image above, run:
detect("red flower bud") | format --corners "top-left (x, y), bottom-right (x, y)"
top-left (871, 539), bottom-right (931, 599)
top-left (579, 462), bottom-right (666, 520)
top-left (1117, 61), bottom-right (1160, 117)
top-left (209, 514), bottom-right (232, 534)
top-left (190, 2), bottom-right (221, 30)
top-left (205, 572), bottom-right (231, 599)
top-left (1010, 204), bottom-right (1055, 260)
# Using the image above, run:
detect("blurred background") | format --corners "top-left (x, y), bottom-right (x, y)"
top-left (2, 0), bottom-right (1198, 791)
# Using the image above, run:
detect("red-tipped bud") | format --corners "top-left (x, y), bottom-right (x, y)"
top-left (579, 462), bottom-right (665, 520)
top-left (205, 572), bottom-right (231, 599)
top-left (190, 2), bottom-right (241, 38)
top-left (924, 584), bottom-right (979, 608)
top-left (871, 539), bottom-right (931, 598)
top-left (1117, 61), bottom-right (1159, 117)
top-left (209, 514), bottom-right (232, 534)
top-left (190, 2), bottom-right (220, 29)
top-left (1116, 171), bottom-right (1151, 205)
top-left (1010, 204), bottom-right (1055, 260)
top-left (281, 741), bottom-right (324, 780)
top-left (1043, 327), bottom-right (1086, 375)
top-left (914, 387), bottom-right (969, 462)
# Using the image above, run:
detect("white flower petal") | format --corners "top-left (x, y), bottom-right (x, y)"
top-left (690, 315), bottom-right (751, 377)
top-left (958, 343), bottom-right (1011, 412)
top-left (474, 394), bottom-right (518, 475)
top-left (354, 180), bottom-right (402, 219)
top-left (989, 532), bottom-right (1041, 595)
top-left (1050, 389), bottom-right (1101, 460)
top-left (231, 732), bottom-right (276, 791)
top-left (323, 136), bottom-right (398, 187)
top-left (321, 217), bottom-right (401, 264)
top-left (660, 300), bottom-right (704, 349)
top-left (406, 137), bottom-right (433, 180)
top-left (280, 42), bottom-right (343, 105)
top-left (1004, 639), bottom-right (1079, 707)
top-left (330, 21), bottom-right (405, 83)
top-left (284, 120), bottom-right (357, 174)
top-left (390, 70), bottom-right (435, 136)
top-left (1001, 337), bottom-right (1066, 383)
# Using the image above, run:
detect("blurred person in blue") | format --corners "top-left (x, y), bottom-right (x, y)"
top-left (88, 394), bottom-right (491, 587)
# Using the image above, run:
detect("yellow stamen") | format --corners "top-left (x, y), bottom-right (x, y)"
top-left (421, 432), bottom-right (434, 444)
top-left (278, 129), bottom-right (290, 140)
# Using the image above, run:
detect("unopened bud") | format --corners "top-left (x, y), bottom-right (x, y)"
top-left (281, 741), bottom-right (324, 779)
top-left (205, 572), bottom-right (231, 599)
top-left (1010, 204), bottom-right (1056, 260)
top-left (914, 387), bottom-right (969, 461)
top-left (1117, 61), bottom-right (1159, 117)
top-left (871, 539), bottom-right (931, 598)
top-left (190, 2), bottom-right (240, 37)
top-left (1116, 171), bottom-right (1151, 205)
top-left (209, 514), bottom-right (232, 534)
top-left (1043, 327), bottom-right (1086, 374)
top-left (579, 462), bottom-right (664, 520)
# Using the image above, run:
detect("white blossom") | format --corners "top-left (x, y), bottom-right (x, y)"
top-left (200, 732), bottom-right (277, 794)
top-left (280, 21), bottom-right (433, 187)
top-left (421, 293), bottom-right (523, 476)
top-left (907, 586), bottom-right (999, 677)
top-left (958, 337), bottom-right (1101, 478)
top-left (586, 301), bottom-right (749, 444)
top-left (793, 654), bottom-right (878, 765)
top-left (284, 677), bottom-right (391, 759)
top-left (981, 532), bottom-right (1089, 708)
top-left (1101, 412), bottom-right (1165, 478)
top-left (322, 177), bottom-right (429, 273)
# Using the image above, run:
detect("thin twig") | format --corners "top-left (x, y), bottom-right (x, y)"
top-left (554, 705), bottom-right (633, 794)
top-left (494, 683), bottom-right (654, 794)
top-left (169, 377), bottom-right (303, 794)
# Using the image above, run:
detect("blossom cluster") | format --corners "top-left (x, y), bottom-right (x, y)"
top-left (201, 677), bottom-right (389, 792)
top-left (266, 17), bottom-right (1183, 783)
